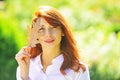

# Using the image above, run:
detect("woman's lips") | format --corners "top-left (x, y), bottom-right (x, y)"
top-left (44, 39), bottom-right (54, 43)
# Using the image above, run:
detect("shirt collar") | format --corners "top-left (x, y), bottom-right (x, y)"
top-left (31, 54), bottom-right (64, 74)
top-left (52, 54), bottom-right (64, 64)
top-left (31, 54), bottom-right (64, 69)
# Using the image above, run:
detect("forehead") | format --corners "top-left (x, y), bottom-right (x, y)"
top-left (33, 17), bottom-right (51, 27)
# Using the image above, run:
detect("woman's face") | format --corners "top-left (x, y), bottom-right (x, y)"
top-left (34, 17), bottom-right (64, 48)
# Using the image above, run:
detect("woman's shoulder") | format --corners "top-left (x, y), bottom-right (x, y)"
top-left (79, 61), bottom-right (88, 71)
top-left (65, 62), bottom-right (90, 80)
top-left (78, 62), bottom-right (90, 80)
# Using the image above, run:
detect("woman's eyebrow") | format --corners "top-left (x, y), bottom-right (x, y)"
top-left (39, 24), bottom-right (45, 27)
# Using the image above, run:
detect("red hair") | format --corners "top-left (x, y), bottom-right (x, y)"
top-left (28, 6), bottom-right (86, 74)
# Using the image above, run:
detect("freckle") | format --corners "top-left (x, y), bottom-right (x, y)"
top-left (36, 38), bottom-right (39, 41)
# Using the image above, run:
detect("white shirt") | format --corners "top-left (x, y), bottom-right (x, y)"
top-left (16, 54), bottom-right (90, 80)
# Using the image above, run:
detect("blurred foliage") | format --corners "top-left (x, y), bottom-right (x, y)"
top-left (0, 0), bottom-right (120, 80)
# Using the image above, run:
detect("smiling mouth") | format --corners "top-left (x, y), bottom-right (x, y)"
top-left (44, 39), bottom-right (54, 43)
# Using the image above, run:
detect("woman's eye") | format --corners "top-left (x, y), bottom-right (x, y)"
top-left (50, 26), bottom-right (58, 30)
top-left (52, 26), bottom-right (57, 28)
top-left (38, 28), bottom-right (44, 32)
top-left (40, 28), bottom-right (44, 30)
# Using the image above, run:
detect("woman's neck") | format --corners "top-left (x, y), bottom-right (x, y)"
top-left (41, 46), bottom-right (61, 71)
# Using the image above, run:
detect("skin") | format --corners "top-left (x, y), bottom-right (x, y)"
top-left (15, 17), bottom-right (64, 80)
top-left (15, 47), bottom-right (31, 80)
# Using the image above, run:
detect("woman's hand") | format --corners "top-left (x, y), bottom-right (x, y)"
top-left (15, 46), bottom-right (31, 80)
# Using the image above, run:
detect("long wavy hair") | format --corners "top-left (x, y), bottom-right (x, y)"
top-left (28, 6), bottom-right (86, 74)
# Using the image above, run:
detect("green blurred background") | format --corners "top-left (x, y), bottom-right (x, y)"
top-left (0, 0), bottom-right (120, 80)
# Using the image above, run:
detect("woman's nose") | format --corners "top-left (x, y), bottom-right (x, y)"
top-left (44, 29), bottom-right (52, 37)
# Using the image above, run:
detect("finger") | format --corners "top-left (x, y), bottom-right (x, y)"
top-left (15, 46), bottom-right (31, 62)
top-left (15, 51), bottom-right (30, 61)
top-left (23, 46), bottom-right (31, 56)
top-left (16, 54), bottom-right (30, 64)
top-left (18, 47), bottom-right (31, 56)
top-left (20, 54), bottom-right (30, 64)
top-left (15, 51), bottom-right (27, 58)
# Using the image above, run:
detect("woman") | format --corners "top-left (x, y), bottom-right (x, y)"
top-left (15, 6), bottom-right (90, 80)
